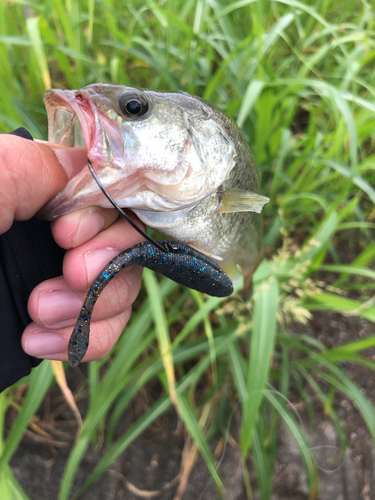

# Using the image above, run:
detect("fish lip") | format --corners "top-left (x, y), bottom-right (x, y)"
top-left (44, 89), bottom-right (113, 165)
top-left (44, 90), bottom-right (88, 148)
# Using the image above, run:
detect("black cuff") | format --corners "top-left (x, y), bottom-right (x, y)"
top-left (0, 128), bottom-right (65, 392)
top-left (8, 127), bottom-right (34, 141)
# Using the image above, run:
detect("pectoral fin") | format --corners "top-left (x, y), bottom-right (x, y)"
top-left (217, 190), bottom-right (269, 214)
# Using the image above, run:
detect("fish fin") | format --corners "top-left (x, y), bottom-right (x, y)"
top-left (220, 261), bottom-right (242, 286)
top-left (242, 247), bottom-right (265, 300)
top-left (217, 190), bottom-right (269, 214)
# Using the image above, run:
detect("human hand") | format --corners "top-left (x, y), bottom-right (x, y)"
top-left (0, 134), bottom-right (144, 362)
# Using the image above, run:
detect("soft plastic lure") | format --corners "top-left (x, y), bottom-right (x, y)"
top-left (67, 162), bottom-right (233, 367)
top-left (68, 240), bottom-right (233, 366)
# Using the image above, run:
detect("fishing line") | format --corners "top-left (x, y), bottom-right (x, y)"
top-left (87, 159), bottom-right (174, 253)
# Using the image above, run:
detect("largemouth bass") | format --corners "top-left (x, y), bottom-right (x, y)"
top-left (42, 84), bottom-right (268, 365)
top-left (42, 84), bottom-right (268, 279)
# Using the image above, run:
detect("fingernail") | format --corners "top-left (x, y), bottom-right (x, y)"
top-left (85, 248), bottom-right (118, 283)
top-left (39, 290), bottom-right (82, 326)
top-left (73, 210), bottom-right (105, 247)
top-left (24, 332), bottom-right (65, 357)
top-left (52, 147), bottom-right (87, 178)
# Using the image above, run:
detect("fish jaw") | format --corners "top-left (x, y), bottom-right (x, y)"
top-left (42, 87), bottom-right (124, 217)
top-left (45, 88), bottom-right (116, 164)
top-left (42, 84), bottom-right (237, 220)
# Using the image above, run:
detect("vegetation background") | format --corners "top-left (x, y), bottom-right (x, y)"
top-left (0, 0), bottom-right (374, 498)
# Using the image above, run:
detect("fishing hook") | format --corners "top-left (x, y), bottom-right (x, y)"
top-left (86, 158), bottom-right (176, 253)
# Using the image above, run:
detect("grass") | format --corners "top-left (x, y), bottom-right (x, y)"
top-left (0, 0), bottom-right (375, 498)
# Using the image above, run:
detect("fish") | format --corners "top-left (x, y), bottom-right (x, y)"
top-left (41, 84), bottom-right (269, 365)
top-left (42, 84), bottom-right (268, 279)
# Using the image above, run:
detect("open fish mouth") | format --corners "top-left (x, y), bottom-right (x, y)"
top-left (44, 89), bottom-right (116, 167)
top-left (45, 90), bottom-right (91, 148)
top-left (41, 89), bottom-right (122, 218)
top-left (42, 84), bottom-right (240, 220)
top-left (50, 107), bottom-right (87, 147)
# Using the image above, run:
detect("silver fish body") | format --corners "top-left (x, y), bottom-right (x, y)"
top-left (43, 84), bottom-right (266, 276)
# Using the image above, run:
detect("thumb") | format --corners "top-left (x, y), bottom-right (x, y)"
top-left (0, 134), bottom-right (87, 234)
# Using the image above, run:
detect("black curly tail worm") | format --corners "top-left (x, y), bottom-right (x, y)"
top-left (68, 241), bottom-right (233, 366)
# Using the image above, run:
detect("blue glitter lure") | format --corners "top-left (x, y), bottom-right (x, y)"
top-left (68, 241), bottom-right (233, 366)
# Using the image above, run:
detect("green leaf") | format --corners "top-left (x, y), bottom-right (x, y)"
top-left (26, 17), bottom-right (51, 90)
top-left (178, 395), bottom-right (224, 492)
top-left (0, 362), bottom-right (53, 470)
top-left (237, 80), bottom-right (265, 128)
top-left (264, 391), bottom-right (319, 491)
top-left (241, 276), bottom-right (279, 455)
top-left (320, 264), bottom-right (375, 280)
top-left (304, 293), bottom-right (375, 322)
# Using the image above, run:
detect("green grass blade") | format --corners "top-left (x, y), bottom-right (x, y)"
top-left (252, 426), bottom-right (272, 500)
top-left (177, 395), bottom-right (224, 492)
top-left (304, 293), bottom-right (375, 322)
top-left (25, 16), bottom-right (51, 90)
top-left (313, 364), bottom-right (375, 441)
top-left (322, 159), bottom-right (375, 204)
top-left (228, 342), bottom-right (248, 401)
top-left (241, 276), bottom-right (279, 455)
top-left (172, 294), bottom-right (228, 349)
top-left (87, 0), bottom-right (95, 43)
top-left (237, 80), bottom-right (264, 128)
top-left (319, 264), bottom-right (375, 280)
top-left (264, 390), bottom-right (319, 492)
top-left (9, 468), bottom-right (31, 500)
top-left (191, 290), bottom-right (217, 379)
top-left (325, 337), bottom-right (375, 354)
top-left (0, 393), bottom-right (12, 500)
top-left (0, 467), bottom-right (12, 500)
top-left (300, 367), bottom-right (347, 449)
top-left (0, 361), bottom-right (53, 470)
top-left (143, 269), bottom-right (177, 407)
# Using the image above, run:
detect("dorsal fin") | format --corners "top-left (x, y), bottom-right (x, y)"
top-left (217, 190), bottom-right (269, 214)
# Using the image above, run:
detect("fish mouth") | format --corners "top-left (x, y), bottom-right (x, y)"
top-left (41, 89), bottom-right (121, 219)
top-left (44, 89), bottom-right (117, 169)
top-left (44, 90), bottom-right (90, 148)
top-left (49, 107), bottom-right (87, 147)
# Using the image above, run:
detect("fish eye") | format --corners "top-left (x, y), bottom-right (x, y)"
top-left (119, 92), bottom-right (149, 118)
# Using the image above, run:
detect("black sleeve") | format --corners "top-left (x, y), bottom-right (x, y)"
top-left (0, 128), bottom-right (66, 392)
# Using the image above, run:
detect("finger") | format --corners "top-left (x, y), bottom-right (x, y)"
top-left (27, 264), bottom-right (142, 329)
top-left (22, 308), bottom-right (132, 361)
top-left (51, 206), bottom-right (120, 249)
top-left (0, 135), bottom-right (87, 233)
top-left (27, 211), bottom-right (144, 327)
top-left (34, 140), bottom-right (68, 148)
top-left (62, 211), bottom-right (146, 292)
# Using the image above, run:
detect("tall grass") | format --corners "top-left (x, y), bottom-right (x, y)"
top-left (0, 1), bottom-right (374, 499)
